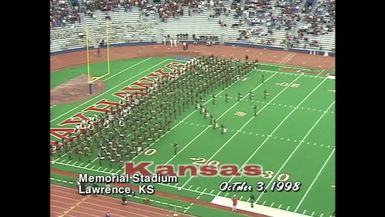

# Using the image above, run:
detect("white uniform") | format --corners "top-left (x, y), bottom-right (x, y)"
top-left (74, 125), bottom-right (80, 133)
top-left (119, 119), bottom-right (125, 127)
top-left (103, 120), bottom-right (110, 128)
top-left (124, 93), bottom-right (130, 99)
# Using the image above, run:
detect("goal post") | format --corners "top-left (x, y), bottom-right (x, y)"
top-left (85, 19), bottom-right (112, 94)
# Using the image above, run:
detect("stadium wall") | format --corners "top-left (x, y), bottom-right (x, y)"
top-left (50, 42), bottom-right (335, 57)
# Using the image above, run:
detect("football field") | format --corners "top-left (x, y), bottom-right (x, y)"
top-left (50, 56), bottom-right (335, 217)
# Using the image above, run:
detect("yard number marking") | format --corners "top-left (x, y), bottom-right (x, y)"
top-left (144, 148), bottom-right (157, 156)
top-left (276, 82), bottom-right (301, 88)
top-left (235, 111), bottom-right (247, 117)
top-left (190, 157), bottom-right (220, 167)
top-left (260, 170), bottom-right (290, 181)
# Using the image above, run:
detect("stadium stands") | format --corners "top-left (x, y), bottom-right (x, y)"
top-left (50, 0), bottom-right (335, 52)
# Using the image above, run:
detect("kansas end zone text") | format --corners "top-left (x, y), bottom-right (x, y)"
top-left (125, 162), bottom-right (263, 177)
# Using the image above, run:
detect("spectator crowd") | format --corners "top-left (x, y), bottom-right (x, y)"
top-left (50, 0), bottom-right (81, 28)
top-left (50, 0), bottom-right (335, 50)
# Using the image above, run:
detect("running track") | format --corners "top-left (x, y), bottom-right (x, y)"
top-left (50, 184), bottom-right (196, 217)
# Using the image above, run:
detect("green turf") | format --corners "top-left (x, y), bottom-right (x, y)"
top-left (51, 57), bottom-right (335, 217)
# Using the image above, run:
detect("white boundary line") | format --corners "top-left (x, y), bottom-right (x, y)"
top-left (55, 65), bottom-right (268, 172)
top-left (52, 63), bottom-right (334, 216)
top-left (259, 69), bottom-right (323, 79)
top-left (164, 70), bottom-right (280, 166)
top-left (116, 67), bottom-right (277, 172)
top-left (260, 63), bottom-right (334, 73)
top-left (85, 157), bottom-right (99, 167)
top-left (51, 182), bottom-right (191, 213)
top-left (53, 160), bottom-right (325, 217)
top-left (222, 76), bottom-right (329, 192)
top-left (51, 58), bottom-right (172, 166)
top-left (181, 73), bottom-right (304, 188)
top-left (183, 188), bottom-right (207, 213)
top-left (256, 100), bottom-right (335, 202)
top-left (51, 57), bottom-right (158, 123)
top-left (294, 148), bottom-right (335, 212)
top-left (165, 68), bottom-right (280, 165)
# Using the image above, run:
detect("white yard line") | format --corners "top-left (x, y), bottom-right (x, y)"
top-left (294, 149), bottom-right (335, 212)
top-left (51, 57), bottom-right (158, 123)
top-left (259, 69), bottom-right (322, 79)
top-left (255, 100), bottom-right (335, 202)
top-left (52, 181), bottom-right (191, 213)
top-left (56, 160), bottom-right (220, 199)
top-left (84, 157), bottom-right (99, 167)
top-left (51, 59), bottom-right (173, 162)
top-left (181, 74), bottom-right (305, 188)
top-left (164, 70), bottom-right (279, 166)
top-left (120, 68), bottom-right (278, 173)
top-left (184, 188), bottom-right (207, 213)
top-left (260, 63), bottom-right (332, 74)
top-left (223, 76), bottom-right (329, 193)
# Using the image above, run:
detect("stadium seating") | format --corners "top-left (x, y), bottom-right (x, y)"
top-left (50, 0), bottom-right (335, 52)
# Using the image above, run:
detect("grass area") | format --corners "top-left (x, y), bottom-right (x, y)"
top-left (51, 57), bottom-right (335, 217)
